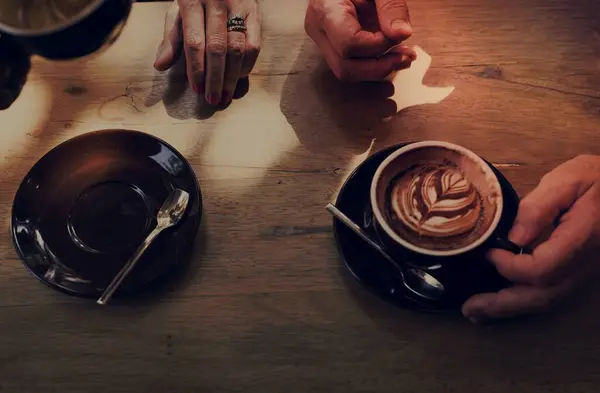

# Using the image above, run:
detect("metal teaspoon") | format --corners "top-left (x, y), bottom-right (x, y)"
top-left (97, 188), bottom-right (190, 305)
top-left (326, 203), bottom-right (445, 301)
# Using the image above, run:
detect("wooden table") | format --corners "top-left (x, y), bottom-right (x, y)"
top-left (1, 1), bottom-right (599, 391)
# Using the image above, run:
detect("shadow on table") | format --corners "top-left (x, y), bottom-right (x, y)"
top-left (279, 38), bottom-right (403, 157)
top-left (144, 56), bottom-right (251, 121)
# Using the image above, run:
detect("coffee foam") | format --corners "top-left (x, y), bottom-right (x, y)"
top-left (375, 145), bottom-right (501, 253)
top-left (390, 163), bottom-right (483, 237)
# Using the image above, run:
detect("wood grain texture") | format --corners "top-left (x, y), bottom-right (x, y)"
top-left (0, 0), bottom-right (599, 392)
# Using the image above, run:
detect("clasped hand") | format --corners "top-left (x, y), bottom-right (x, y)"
top-left (305, 0), bottom-right (416, 82)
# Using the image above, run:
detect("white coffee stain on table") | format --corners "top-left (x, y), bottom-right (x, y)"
top-left (388, 46), bottom-right (455, 113)
top-left (331, 138), bottom-right (375, 203)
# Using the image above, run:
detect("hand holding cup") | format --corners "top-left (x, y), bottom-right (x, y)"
top-left (463, 155), bottom-right (600, 323)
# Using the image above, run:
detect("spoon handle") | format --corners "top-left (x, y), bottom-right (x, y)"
top-left (326, 204), bottom-right (399, 268)
top-left (326, 204), bottom-right (445, 302)
top-left (97, 226), bottom-right (164, 305)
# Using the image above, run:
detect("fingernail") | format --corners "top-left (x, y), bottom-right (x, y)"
top-left (391, 20), bottom-right (412, 35)
top-left (207, 93), bottom-right (220, 105)
top-left (222, 92), bottom-right (232, 104)
top-left (508, 222), bottom-right (528, 245)
top-left (393, 55), bottom-right (411, 69)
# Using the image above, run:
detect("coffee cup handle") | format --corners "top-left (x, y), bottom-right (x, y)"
top-left (488, 236), bottom-right (531, 255)
top-left (0, 34), bottom-right (31, 110)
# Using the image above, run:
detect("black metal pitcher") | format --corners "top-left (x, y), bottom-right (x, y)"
top-left (0, 0), bottom-right (133, 109)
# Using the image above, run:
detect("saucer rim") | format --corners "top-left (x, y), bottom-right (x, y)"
top-left (10, 128), bottom-right (203, 298)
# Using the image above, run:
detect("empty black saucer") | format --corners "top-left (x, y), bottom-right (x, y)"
top-left (11, 129), bottom-right (202, 298)
top-left (332, 143), bottom-right (520, 312)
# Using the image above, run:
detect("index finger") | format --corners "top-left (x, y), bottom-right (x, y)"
top-left (488, 188), bottom-right (599, 285)
top-left (323, 6), bottom-right (392, 58)
top-left (179, 0), bottom-right (206, 93)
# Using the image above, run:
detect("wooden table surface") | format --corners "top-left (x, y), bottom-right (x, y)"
top-left (1, 1), bottom-right (599, 392)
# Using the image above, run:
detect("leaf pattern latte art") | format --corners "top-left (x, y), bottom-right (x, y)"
top-left (391, 167), bottom-right (482, 238)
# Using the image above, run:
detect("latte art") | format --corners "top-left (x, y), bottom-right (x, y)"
top-left (373, 142), bottom-right (504, 255)
top-left (390, 166), bottom-right (483, 238)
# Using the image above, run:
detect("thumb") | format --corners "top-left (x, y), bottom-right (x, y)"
top-left (374, 0), bottom-right (412, 41)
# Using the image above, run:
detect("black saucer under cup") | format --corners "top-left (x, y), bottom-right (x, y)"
top-left (11, 129), bottom-right (202, 298)
top-left (332, 143), bottom-right (520, 311)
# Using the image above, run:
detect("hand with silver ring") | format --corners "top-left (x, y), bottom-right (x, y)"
top-left (154, 0), bottom-right (261, 106)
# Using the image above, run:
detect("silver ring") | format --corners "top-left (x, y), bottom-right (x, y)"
top-left (227, 14), bottom-right (247, 33)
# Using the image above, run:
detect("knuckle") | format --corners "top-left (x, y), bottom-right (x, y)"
top-left (179, 0), bottom-right (201, 13)
top-left (207, 39), bottom-right (227, 58)
top-left (338, 1), bottom-right (356, 14)
top-left (184, 31), bottom-right (204, 49)
top-left (211, 0), bottom-right (227, 10)
top-left (528, 204), bottom-right (545, 223)
top-left (519, 200), bottom-right (546, 224)
top-left (189, 60), bottom-right (204, 75)
top-left (245, 44), bottom-right (260, 59)
top-left (339, 35), bottom-right (357, 59)
top-left (227, 41), bottom-right (246, 58)
top-left (377, 0), bottom-right (408, 12)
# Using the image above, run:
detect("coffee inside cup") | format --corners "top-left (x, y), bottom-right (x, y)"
top-left (372, 143), bottom-right (503, 255)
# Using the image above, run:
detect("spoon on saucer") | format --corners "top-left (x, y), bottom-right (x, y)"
top-left (97, 188), bottom-right (190, 305)
top-left (326, 203), bottom-right (445, 302)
